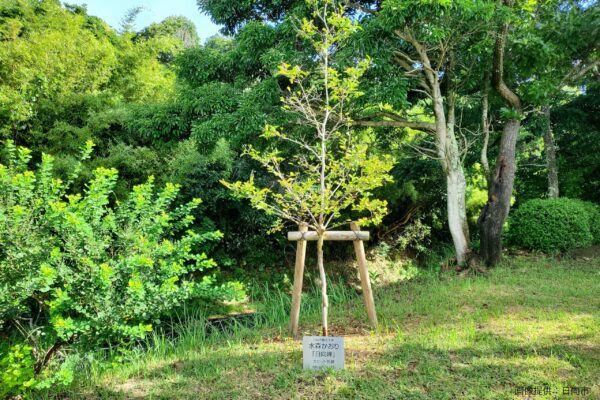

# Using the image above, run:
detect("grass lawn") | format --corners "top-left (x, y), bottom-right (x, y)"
top-left (42, 255), bottom-right (600, 399)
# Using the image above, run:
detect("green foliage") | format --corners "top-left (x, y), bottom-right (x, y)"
top-left (466, 163), bottom-right (489, 225)
top-left (513, 0), bottom-right (599, 108)
top-left (91, 143), bottom-right (163, 198)
top-left (0, 0), bottom-right (181, 141)
top-left (125, 102), bottom-right (191, 143)
top-left (0, 0), bottom-right (117, 137)
top-left (161, 138), bottom-right (286, 269)
top-left (0, 344), bottom-right (35, 398)
top-left (581, 201), bottom-right (600, 244)
top-left (553, 84), bottom-right (600, 202)
top-left (175, 39), bottom-right (235, 87)
top-left (394, 218), bottom-right (432, 255)
top-left (0, 343), bottom-right (78, 397)
top-left (197, 0), bottom-right (300, 35)
top-left (174, 22), bottom-right (283, 88)
top-left (0, 141), bottom-right (244, 389)
top-left (136, 16), bottom-right (199, 49)
top-left (107, 35), bottom-right (177, 103)
top-left (508, 198), bottom-right (594, 253)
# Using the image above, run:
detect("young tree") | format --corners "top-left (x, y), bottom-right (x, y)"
top-left (223, 0), bottom-right (394, 335)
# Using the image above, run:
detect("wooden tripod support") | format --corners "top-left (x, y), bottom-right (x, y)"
top-left (288, 221), bottom-right (378, 337)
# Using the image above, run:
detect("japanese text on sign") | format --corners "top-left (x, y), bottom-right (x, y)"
top-left (303, 336), bottom-right (344, 370)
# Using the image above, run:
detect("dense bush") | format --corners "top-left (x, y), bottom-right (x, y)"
top-left (581, 201), bottom-right (600, 244)
top-left (508, 198), bottom-right (595, 252)
top-left (0, 142), bottom-right (243, 394)
top-left (1, 344), bottom-right (35, 398)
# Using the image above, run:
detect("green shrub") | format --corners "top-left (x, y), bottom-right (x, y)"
top-left (0, 344), bottom-right (35, 398)
top-left (508, 198), bottom-right (594, 253)
top-left (0, 141), bottom-right (244, 392)
top-left (581, 201), bottom-right (600, 244)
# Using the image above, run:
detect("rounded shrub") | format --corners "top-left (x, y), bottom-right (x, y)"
top-left (508, 198), bottom-right (593, 253)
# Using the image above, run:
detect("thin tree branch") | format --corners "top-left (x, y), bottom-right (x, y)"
top-left (353, 119), bottom-right (436, 131)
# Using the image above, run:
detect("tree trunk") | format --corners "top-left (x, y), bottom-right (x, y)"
top-left (317, 232), bottom-right (328, 336)
top-left (481, 76), bottom-right (493, 188)
top-left (478, 119), bottom-right (520, 266)
top-left (395, 30), bottom-right (470, 265)
top-left (478, 1), bottom-right (521, 267)
top-left (543, 107), bottom-right (559, 198)
top-left (447, 167), bottom-right (470, 264)
top-left (432, 73), bottom-right (470, 265)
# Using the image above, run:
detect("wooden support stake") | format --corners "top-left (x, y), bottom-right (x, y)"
top-left (350, 221), bottom-right (378, 328)
top-left (290, 222), bottom-right (308, 337)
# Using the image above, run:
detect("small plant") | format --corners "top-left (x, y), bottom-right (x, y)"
top-left (395, 218), bottom-right (432, 255)
top-left (374, 242), bottom-right (392, 259)
top-left (368, 270), bottom-right (382, 287)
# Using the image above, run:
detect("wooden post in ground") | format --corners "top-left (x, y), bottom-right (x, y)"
top-left (290, 222), bottom-right (308, 337)
top-left (350, 221), bottom-right (378, 328)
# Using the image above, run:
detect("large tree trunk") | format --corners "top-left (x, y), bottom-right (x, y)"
top-left (316, 232), bottom-right (328, 336)
top-left (437, 124), bottom-right (471, 266)
top-left (543, 107), bottom-right (559, 198)
top-left (478, 1), bottom-right (521, 267)
top-left (478, 119), bottom-right (520, 266)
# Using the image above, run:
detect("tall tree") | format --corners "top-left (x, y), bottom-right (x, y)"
top-left (477, 0), bottom-right (522, 267)
top-left (0, 0), bottom-right (117, 139)
top-left (353, 1), bottom-right (496, 264)
top-left (136, 16), bottom-right (199, 49)
top-left (518, 1), bottom-right (600, 198)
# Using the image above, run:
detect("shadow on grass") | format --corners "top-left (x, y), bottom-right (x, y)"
top-left (362, 334), bottom-right (599, 399)
top-left (84, 330), bottom-right (599, 400)
top-left (54, 258), bottom-right (600, 399)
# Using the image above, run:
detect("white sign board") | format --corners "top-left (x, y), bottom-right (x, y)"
top-left (303, 336), bottom-right (344, 370)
